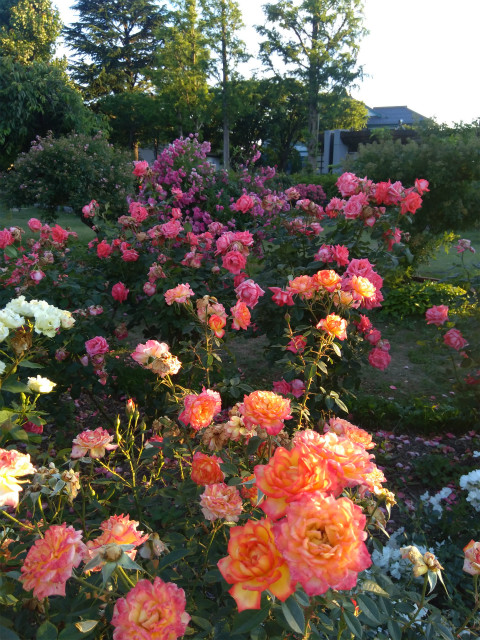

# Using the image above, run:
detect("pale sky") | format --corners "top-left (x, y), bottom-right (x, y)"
top-left (55, 0), bottom-right (479, 126)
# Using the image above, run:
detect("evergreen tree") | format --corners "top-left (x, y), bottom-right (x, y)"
top-left (63, 0), bottom-right (167, 100)
top-left (0, 0), bottom-right (62, 63)
top-left (258, 0), bottom-right (366, 171)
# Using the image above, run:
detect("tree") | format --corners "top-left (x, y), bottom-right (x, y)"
top-left (0, 0), bottom-right (62, 63)
top-left (258, 0), bottom-right (366, 171)
top-left (199, 0), bottom-right (248, 170)
top-left (152, 0), bottom-right (210, 137)
top-left (0, 58), bottom-right (101, 169)
top-left (63, 0), bottom-right (167, 100)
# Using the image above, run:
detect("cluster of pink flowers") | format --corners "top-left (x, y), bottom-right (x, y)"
top-left (425, 305), bottom-right (469, 352)
top-left (84, 335), bottom-right (109, 385)
top-left (131, 340), bottom-right (181, 377)
top-left (218, 418), bottom-right (380, 610)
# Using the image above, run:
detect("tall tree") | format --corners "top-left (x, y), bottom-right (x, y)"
top-left (63, 0), bottom-right (167, 100)
top-left (199, 0), bottom-right (248, 170)
top-left (0, 58), bottom-right (101, 169)
top-left (258, 0), bottom-right (366, 171)
top-left (0, 0), bottom-right (62, 63)
top-left (152, 0), bottom-right (210, 137)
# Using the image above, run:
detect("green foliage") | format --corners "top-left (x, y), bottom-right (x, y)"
top-left (2, 131), bottom-right (134, 219)
top-left (0, 58), bottom-right (101, 169)
top-left (349, 121), bottom-right (480, 233)
top-left (258, 0), bottom-right (366, 169)
top-left (152, 0), bottom-right (211, 137)
top-left (0, 0), bottom-right (62, 63)
top-left (380, 280), bottom-right (469, 318)
top-left (63, 0), bottom-right (167, 99)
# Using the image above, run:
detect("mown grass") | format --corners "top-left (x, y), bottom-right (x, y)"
top-left (0, 204), bottom-right (96, 242)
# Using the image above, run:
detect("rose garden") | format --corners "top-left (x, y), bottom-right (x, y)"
top-left (0, 135), bottom-right (479, 639)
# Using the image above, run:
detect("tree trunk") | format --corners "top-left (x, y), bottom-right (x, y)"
top-left (221, 1), bottom-right (230, 171)
top-left (306, 15), bottom-right (319, 173)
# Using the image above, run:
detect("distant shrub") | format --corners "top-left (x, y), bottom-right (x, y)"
top-left (380, 280), bottom-right (469, 318)
top-left (348, 122), bottom-right (480, 233)
top-left (2, 131), bottom-right (134, 221)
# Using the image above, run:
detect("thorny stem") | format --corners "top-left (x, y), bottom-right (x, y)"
top-left (402, 573), bottom-right (429, 632)
top-left (456, 574), bottom-right (479, 635)
top-left (0, 509), bottom-right (35, 531)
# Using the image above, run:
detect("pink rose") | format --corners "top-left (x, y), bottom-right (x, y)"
top-left (132, 160), bottom-right (149, 177)
top-left (443, 328), bottom-right (468, 351)
top-left (269, 287), bottom-right (295, 307)
top-left (425, 305), bottom-right (449, 326)
top-left (143, 282), bottom-right (156, 296)
top-left (235, 279), bottom-right (265, 309)
top-left (336, 172), bottom-right (360, 197)
top-left (343, 193), bottom-right (368, 219)
top-left (85, 336), bottom-right (109, 357)
top-left (368, 348), bottom-right (391, 371)
top-left (331, 245), bottom-right (349, 267)
top-left (30, 270), bottom-right (45, 283)
top-left (27, 218), bottom-right (43, 232)
top-left (0, 229), bottom-right (14, 248)
top-left (112, 282), bottom-right (129, 303)
top-left (290, 379), bottom-right (305, 398)
top-left (272, 379), bottom-right (292, 396)
top-left (97, 240), bottom-right (112, 259)
top-left (234, 194), bottom-right (255, 213)
top-left (222, 250), bottom-right (246, 275)
top-left (121, 248), bottom-right (139, 262)
top-left (365, 328), bottom-right (381, 345)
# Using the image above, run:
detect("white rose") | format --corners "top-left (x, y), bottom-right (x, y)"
top-left (0, 360), bottom-right (6, 375)
top-left (5, 296), bottom-right (32, 316)
top-left (0, 309), bottom-right (25, 329)
top-left (60, 311), bottom-right (75, 329)
top-left (27, 375), bottom-right (56, 394)
top-left (0, 323), bottom-right (9, 342)
top-left (33, 310), bottom-right (61, 337)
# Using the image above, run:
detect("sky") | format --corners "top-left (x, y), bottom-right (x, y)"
top-left (55, 0), bottom-right (480, 126)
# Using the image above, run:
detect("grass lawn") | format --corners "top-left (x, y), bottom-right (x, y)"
top-left (1, 204), bottom-right (96, 242)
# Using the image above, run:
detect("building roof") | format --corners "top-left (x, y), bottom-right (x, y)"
top-left (367, 105), bottom-right (428, 128)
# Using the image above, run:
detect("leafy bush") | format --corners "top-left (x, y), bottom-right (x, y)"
top-left (348, 121), bottom-right (480, 233)
top-left (2, 131), bottom-right (134, 220)
top-left (380, 280), bottom-right (469, 318)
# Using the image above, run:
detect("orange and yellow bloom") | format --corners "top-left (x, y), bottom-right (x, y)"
top-left (218, 518), bottom-right (295, 611)
top-left (240, 390), bottom-right (292, 436)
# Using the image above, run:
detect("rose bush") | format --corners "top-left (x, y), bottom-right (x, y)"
top-left (0, 137), bottom-right (478, 638)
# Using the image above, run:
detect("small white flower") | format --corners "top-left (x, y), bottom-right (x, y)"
top-left (0, 360), bottom-right (6, 375)
top-left (27, 375), bottom-right (56, 394)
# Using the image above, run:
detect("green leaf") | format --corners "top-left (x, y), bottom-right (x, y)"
top-left (334, 396), bottom-right (348, 413)
top-left (0, 626), bottom-right (21, 640)
top-left (343, 610), bottom-right (363, 638)
top-left (157, 547), bottom-right (193, 571)
top-left (4, 245), bottom-right (17, 259)
top-left (305, 363), bottom-right (316, 380)
top-left (361, 580), bottom-right (390, 598)
top-left (434, 622), bottom-right (455, 640)
top-left (219, 462), bottom-right (238, 477)
top-left (427, 571), bottom-right (438, 593)
top-left (246, 436), bottom-right (262, 456)
top-left (387, 619), bottom-right (402, 640)
top-left (58, 625), bottom-right (84, 640)
top-left (231, 607), bottom-right (269, 635)
top-left (356, 594), bottom-right (382, 625)
top-left (36, 622), bottom-right (58, 640)
top-left (18, 360), bottom-right (44, 369)
top-left (0, 409), bottom-right (15, 425)
top-left (74, 621), bottom-right (98, 634)
top-left (191, 616), bottom-right (213, 632)
top-left (331, 342), bottom-right (342, 357)
top-left (281, 595), bottom-right (305, 635)
top-left (1, 380), bottom-right (29, 393)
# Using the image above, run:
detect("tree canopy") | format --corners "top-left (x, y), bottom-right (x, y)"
top-left (63, 0), bottom-right (167, 100)
top-left (0, 0), bottom-right (62, 63)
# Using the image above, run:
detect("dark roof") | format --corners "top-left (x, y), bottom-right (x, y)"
top-left (367, 105), bottom-right (428, 128)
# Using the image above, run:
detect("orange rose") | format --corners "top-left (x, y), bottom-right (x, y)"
top-left (344, 275), bottom-right (376, 301)
top-left (274, 492), bottom-right (371, 596)
top-left (179, 388), bottom-right (221, 431)
top-left (254, 444), bottom-right (339, 520)
top-left (313, 269), bottom-right (342, 293)
top-left (287, 275), bottom-right (316, 299)
top-left (208, 314), bottom-right (226, 338)
top-left (190, 452), bottom-right (225, 486)
top-left (218, 518), bottom-right (295, 611)
top-left (325, 417), bottom-right (374, 449)
top-left (240, 390), bottom-right (292, 436)
top-left (316, 314), bottom-right (347, 340)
